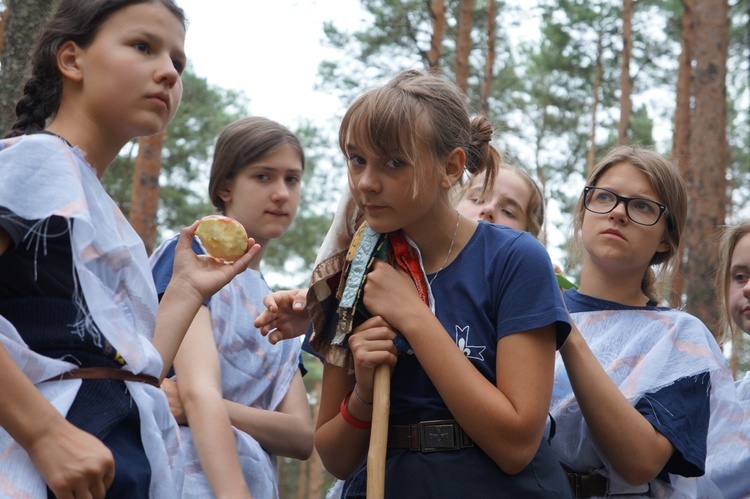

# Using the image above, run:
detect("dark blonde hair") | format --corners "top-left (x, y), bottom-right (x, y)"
top-left (458, 163), bottom-right (546, 238)
top-left (511, 166), bottom-right (545, 238)
top-left (6, 0), bottom-right (186, 138)
top-left (716, 222), bottom-right (750, 345)
top-left (208, 117), bottom-right (305, 212)
top-left (338, 69), bottom-right (500, 200)
top-left (571, 146), bottom-right (688, 303)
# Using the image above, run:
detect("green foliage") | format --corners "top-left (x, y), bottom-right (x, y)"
top-left (623, 105), bottom-right (655, 147)
top-left (317, 0), bottom-right (522, 116)
top-left (738, 333), bottom-right (750, 377)
top-left (726, 0), bottom-right (750, 217)
top-left (314, 0), bottom-right (750, 277)
top-left (514, 1), bottom-right (607, 185)
top-left (317, 0), bottom-right (431, 103)
top-left (596, 105), bottom-right (656, 153)
top-left (318, 0), bottom-right (533, 169)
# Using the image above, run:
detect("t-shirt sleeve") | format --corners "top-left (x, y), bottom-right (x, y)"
top-left (494, 232), bottom-right (571, 349)
top-left (150, 237), bottom-right (206, 303)
top-left (635, 373), bottom-right (711, 477)
top-left (150, 238), bottom-right (179, 297)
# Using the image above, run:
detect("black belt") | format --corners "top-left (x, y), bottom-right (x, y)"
top-left (565, 470), bottom-right (608, 498)
top-left (387, 419), bottom-right (474, 453)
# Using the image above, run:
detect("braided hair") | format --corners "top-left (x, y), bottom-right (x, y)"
top-left (6, 0), bottom-right (186, 138)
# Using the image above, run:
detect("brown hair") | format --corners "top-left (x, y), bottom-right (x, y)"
top-left (457, 163), bottom-right (546, 238)
top-left (208, 117), bottom-right (305, 212)
top-left (715, 222), bottom-right (750, 345)
top-left (338, 69), bottom-right (501, 200)
top-left (517, 166), bottom-right (545, 238)
top-left (6, 0), bottom-right (186, 138)
top-left (571, 146), bottom-right (688, 303)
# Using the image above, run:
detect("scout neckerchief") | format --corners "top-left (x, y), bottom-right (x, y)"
top-left (308, 221), bottom-right (429, 370)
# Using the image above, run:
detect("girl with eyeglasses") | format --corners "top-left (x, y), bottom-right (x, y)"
top-left (548, 146), bottom-right (736, 497)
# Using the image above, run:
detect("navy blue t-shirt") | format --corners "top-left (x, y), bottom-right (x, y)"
top-left (151, 236), bottom-right (208, 305)
top-left (340, 223), bottom-right (573, 498)
top-left (389, 223), bottom-right (570, 424)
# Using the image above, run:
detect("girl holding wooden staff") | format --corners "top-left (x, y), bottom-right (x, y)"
top-left (259, 69), bottom-right (572, 498)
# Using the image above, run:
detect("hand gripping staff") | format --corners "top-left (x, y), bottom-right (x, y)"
top-left (307, 221), bottom-right (431, 499)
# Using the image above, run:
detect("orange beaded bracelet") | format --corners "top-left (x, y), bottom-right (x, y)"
top-left (340, 390), bottom-right (372, 429)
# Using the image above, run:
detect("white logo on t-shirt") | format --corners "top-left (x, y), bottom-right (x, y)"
top-left (454, 325), bottom-right (486, 361)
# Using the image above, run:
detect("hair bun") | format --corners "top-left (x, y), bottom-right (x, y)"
top-left (466, 116), bottom-right (494, 174)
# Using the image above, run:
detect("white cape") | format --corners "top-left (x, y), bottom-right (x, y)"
top-left (551, 307), bottom-right (745, 499)
top-left (0, 135), bottom-right (182, 497)
top-left (151, 239), bottom-right (302, 499)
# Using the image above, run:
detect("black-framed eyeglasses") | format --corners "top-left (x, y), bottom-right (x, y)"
top-left (583, 186), bottom-right (669, 226)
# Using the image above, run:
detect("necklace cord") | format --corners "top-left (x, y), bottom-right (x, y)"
top-left (428, 211), bottom-right (460, 286)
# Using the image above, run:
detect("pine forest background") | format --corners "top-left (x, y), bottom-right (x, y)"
top-left (0, 0), bottom-right (748, 497)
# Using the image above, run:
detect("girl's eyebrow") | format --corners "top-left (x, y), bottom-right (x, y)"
top-left (246, 164), bottom-right (304, 174)
top-left (730, 264), bottom-right (750, 273)
top-left (127, 27), bottom-right (187, 63)
top-left (499, 196), bottom-right (524, 213)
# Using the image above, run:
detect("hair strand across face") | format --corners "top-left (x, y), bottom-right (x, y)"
top-left (339, 69), bottom-right (503, 201)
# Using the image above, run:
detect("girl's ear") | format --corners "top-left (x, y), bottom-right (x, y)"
top-left (656, 231), bottom-right (670, 254)
top-left (218, 183), bottom-right (232, 203)
top-left (441, 147), bottom-right (465, 190)
top-left (57, 41), bottom-right (84, 82)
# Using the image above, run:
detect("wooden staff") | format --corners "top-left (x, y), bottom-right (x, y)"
top-left (366, 363), bottom-right (391, 499)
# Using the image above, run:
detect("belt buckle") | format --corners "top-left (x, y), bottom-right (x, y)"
top-left (418, 419), bottom-right (461, 453)
top-left (567, 473), bottom-right (583, 497)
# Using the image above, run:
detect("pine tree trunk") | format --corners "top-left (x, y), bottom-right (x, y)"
top-left (455, 0), bottom-right (474, 94)
top-left (668, 0), bottom-right (694, 308)
top-left (308, 448), bottom-right (324, 498)
top-left (427, 0), bottom-right (446, 68)
top-left (479, 0), bottom-right (497, 116)
top-left (0, 0), bottom-right (55, 133)
top-left (586, 30), bottom-right (604, 176)
top-left (0, 8), bottom-right (9, 60)
top-left (307, 380), bottom-right (324, 498)
top-left (617, 0), bottom-right (633, 145)
top-left (277, 457), bottom-right (285, 498)
top-left (294, 459), bottom-right (307, 499)
top-left (129, 133), bottom-right (164, 254)
top-left (684, 0), bottom-right (729, 332)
